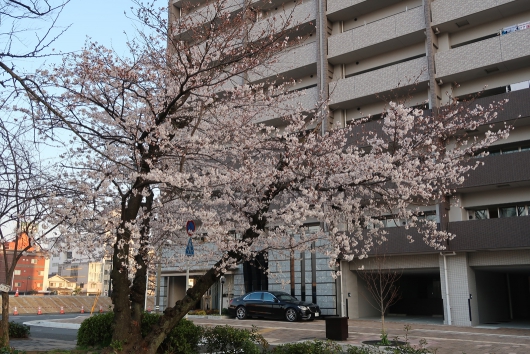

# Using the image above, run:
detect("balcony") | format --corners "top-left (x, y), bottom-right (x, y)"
top-left (171, 0), bottom-right (242, 12)
top-left (348, 227), bottom-right (440, 256)
top-left (328, 6), bottom-right (425, 64)
top-left (248, 41), bottom-right (317, 82)
top-left (254, 85), bottom-right (319, 124)
top-left (459, 150), bottom-right (530, 191)
top-left (447, 216), bottom-right (530, 251)
top-left (249, 0), bottom-right (317, 41)
top-left (327, 0), bottom-right (404, 22)
top-left (435, 29), bottom-right (530, 83)
top-left (431, 0), bottom-right (526, 30)
top-left (329, 56), bottom-right (428, 109)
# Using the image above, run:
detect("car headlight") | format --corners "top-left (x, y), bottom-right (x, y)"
top-left (298, 306), bottom-right (308, 311)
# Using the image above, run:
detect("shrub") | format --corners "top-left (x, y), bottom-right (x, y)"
top-left (8, 322), bottom-right (30, 339)
top-left (77, 312), bottom-right (114, 347)
top-left (189, 309), bottom-right (207, 316)
top-left (0, 346), bottom-right (23, 354)
top-left (221, 308), bottom-right (229, 316)
top-left (141, 312), bottom-right (161, 338)
top-left (345, 346), bottom-right (379, 354)
top-left (202, 325), bottom-right (267, 354)
top-left (273, 340), bottom-right (342, 354)
top-left (160, 318), bottom-right (203, 354)
top-left (78, 311), bottom-right (203, 354)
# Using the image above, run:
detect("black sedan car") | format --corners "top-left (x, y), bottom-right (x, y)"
top-left (228, 290), bottom-right (321, 322)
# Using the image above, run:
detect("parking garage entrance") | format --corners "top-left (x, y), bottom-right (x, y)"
top-left (474, 266), bottom-right (530, 325)
top-left (388, 272), bottom-right (444, 318)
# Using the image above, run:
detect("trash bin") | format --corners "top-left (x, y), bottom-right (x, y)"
top-left (325, 316), bottom-right (348, 340)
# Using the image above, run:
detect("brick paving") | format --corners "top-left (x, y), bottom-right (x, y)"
top-left (191, 317), bottom-right (530, 354)
top-left (10, 315), bottom-right (530, 353)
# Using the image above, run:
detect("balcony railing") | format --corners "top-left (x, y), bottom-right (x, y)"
top-left (431, 0), bottom-right (517, 26)
top-left (248, 41), bottom-right (317, 82)
top-left (329, 56), bottom-right (428, 107)
top-left (328, 6), bottom-right (424, 62)
top-left (249, 0), bottom-right (317, 41)
top-left (254, 85), bottom-right (319, 123)
top-left (460, 149), bottom-right (530, 190)
top-left (447, 216), bottom-right (530, 251)
top-left (436, 29), bottom-right (530, 81)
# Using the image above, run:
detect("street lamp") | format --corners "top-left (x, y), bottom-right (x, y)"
top-left (25, 277), bottom-right (30, 295)
top-left (219, 276), bottom-right (225, 315)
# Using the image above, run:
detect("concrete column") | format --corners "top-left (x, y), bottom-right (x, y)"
top-left (341, 263), bottom-right (357, 318)
top-left (439, 253), bottom-right (479, 326)
top-left (423, 0), bottom-right (441, 110)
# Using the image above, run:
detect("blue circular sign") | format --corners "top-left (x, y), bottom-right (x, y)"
top-left (186, 220), bottom-right (195, 236)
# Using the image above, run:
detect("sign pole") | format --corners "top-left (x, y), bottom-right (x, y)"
top-left (185, 220), bottom-right (195, 319)
top-left (185, 266), bottom-right (189, 319)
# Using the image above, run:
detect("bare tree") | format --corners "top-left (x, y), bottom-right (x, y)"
top-left (357, 255), bottom-right (402, 345)
top-left (0, 3), bottom-right (70, 344)
top-left (0, 117), bottom-right (69, 345)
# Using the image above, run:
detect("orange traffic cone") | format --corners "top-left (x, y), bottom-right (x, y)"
top-left (99, 305), bottom-right (103, 313)
top-left (37, 306), bottom-right (42, 315)
top-left (13, 306), bottom-right (18, 315)
top-left (15, 289), bottom-right (19, 297)
top-left (81, 306), bottom-right (84, 314)
top-left (60, 306), bottom-right (65, 314)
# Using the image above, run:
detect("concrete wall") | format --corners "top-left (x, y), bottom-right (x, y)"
top-left (3, 295), bottom-right (154, 315)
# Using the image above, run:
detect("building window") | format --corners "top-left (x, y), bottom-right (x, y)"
top-left (31, 259), bottom-right (37, 264)
top-left (14, 270), bottom-right (20, 275)
top-left (50, 282), bottom-right (54, 287)
top-left (14, 283), bottom-right (21, 287)
top-left (499, 206), bottom-right (517, 218)
top-left (468, 204), bottom-right (529, 220)
top-left (38, 271), bottom-right (44, 276)
top-left (37, 283), bottom-right (41, 287)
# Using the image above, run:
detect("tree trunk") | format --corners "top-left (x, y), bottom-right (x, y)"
top-left (128, 265), bottom-right (220, 354)
top-left (1, 292), bottom-right (9, 346)
top-left (110, 183), bottom-right (146, 344)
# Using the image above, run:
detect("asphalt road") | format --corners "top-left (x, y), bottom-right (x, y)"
top-left (3, 313), bottom-right (85, 341)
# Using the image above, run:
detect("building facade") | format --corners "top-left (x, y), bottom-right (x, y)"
top-left (58, 259), bottom-right (111, 296)
top-left (0, 233), bottom-right (49, 293)
top-left (162, 0), bottom-right (530, 325)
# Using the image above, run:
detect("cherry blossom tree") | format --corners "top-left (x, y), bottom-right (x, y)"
top-left (5, 1), bottom-right (510, 353)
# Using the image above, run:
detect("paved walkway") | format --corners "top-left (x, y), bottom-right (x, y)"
top-left (9, 316), bottom-right (530, 353)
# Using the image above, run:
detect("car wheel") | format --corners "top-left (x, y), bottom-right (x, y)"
top-left (236, 306), bottom-right (247, 320)
top-left (285, 308), bottom-right (298, 322)
top-left (308, 314), bottom-right (315, 321)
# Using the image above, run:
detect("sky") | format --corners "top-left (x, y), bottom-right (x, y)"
top-left (52, 1), bottom-right (162, 55)
top-left (5, 1), bottom-right (165, 162)
top-left (17, 0), bottom-right (165, 70)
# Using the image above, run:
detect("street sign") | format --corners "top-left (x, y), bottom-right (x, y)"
top-left (186, 220), bottom-right (196, 236)
top-left (185, 237), bottom-right (194, 256)
top-left (0, 284), bottom-right (10, 293)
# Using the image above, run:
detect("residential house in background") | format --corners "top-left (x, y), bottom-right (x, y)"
top-left (48, 274), bottom-right (77, 295)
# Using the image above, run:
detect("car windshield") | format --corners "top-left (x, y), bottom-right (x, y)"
top-left (275, 293), bottom-right (298, 301)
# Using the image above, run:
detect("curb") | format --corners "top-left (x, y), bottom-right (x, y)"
top-left (23, 320), bottom-right (81, 329)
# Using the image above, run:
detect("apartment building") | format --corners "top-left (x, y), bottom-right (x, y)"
top-left (58, 259), bottom-right (111, 296)
top-left (162, 0), bottom-right (530, 326)
top-left (0, 233), bottom-right (49, 293)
